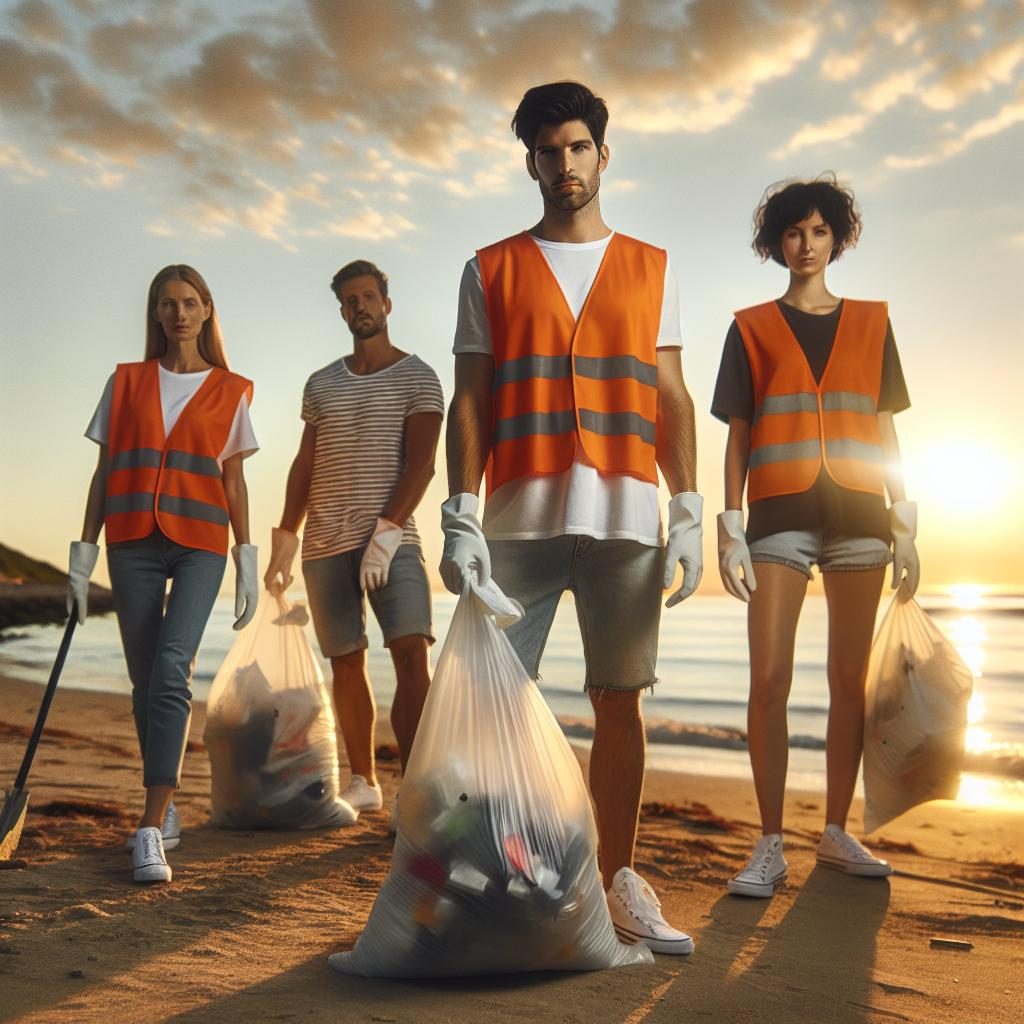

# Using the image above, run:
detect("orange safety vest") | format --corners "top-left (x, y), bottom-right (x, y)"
top-left (104, 359), bottom-right (253, 554)
top-left (734, 299), bottom-right (888, 503)
top-left (478, 231), bottom-right (665, 493)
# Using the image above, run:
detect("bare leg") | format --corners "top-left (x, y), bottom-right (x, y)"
top-left (331, 650), bottom-right (377, 786)
top-left (140, 784), bottom-right (174, 829)
top-left (823, 568), bottom-right (885, 828)
top-left (588, 687), bottom-right (645, 890)
top-left (387, 635), bottom-right (431, 772)
top-left (747, 563), bottom-right (809, 835)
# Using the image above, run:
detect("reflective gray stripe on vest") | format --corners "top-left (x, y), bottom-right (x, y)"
top-left (579, 409), bottom-right (656, 446)
top-left (495, 355), bottom-right (571, 386)
top-left (748, 439), bottom-right (822, 470)
top-left (753, 392), bottom-right (818, 425)
top-left (574, 355), bottom-right (658, 387)
top-left (165, 449), bottom-right (222, 478)
top-left (157, 494), bottom-right (230, 526)
top-left (825, 438), bottom-right (885, 463)
top-left (109, 448), bottom-right (162, 472)
top-left (821, 391), bottom-right (878, 415)
top-left (105, 492), bottom-right (155, 516)
top-left (494, 410), bottom-right (576, 443)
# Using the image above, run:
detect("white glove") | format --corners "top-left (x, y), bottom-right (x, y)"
top-left (664, 492), bottom-right (704, 608)
top-left (232, 544), bottom-right (259, 630)
top-left (359, 517), bottom-right (404, 592)
top-left (717, 510), bottom-right (757, 603)
top-left (890, 500), bottom-right (920, 596)
top-left (263, 528), bottom-right (299, 596)
top-left (66, 541), bottom-right (100, 624)
top-left (439, 493), bottom-right (490, 594)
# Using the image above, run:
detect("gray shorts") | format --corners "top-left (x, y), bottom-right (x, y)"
top-left (302, 544), bottom-right (434, 658)
top-left (488, 536), bottom-right (663, 693)
top-left (748, 528), bottom-right (892, 581)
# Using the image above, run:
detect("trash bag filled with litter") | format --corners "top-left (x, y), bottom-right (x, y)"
top-left (863, 585), bottom-right (974, 832)
top-left (332, 579), bottom-right (652, 977)
top-left (204, 593), bottom-right (356, 830)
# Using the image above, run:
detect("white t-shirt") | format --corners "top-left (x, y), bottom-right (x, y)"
top-left (453, 232), bottom-right (682, 546)
top-left (86, 364), bottom-right (258, 467)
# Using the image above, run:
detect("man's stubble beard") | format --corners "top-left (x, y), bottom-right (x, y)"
top-left (541, 175), bottom-right (600, 213)
top-left (349, 312), bottom-right (387, 341)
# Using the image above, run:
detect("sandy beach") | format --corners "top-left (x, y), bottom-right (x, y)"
top-left (1, 671), bottom-right (1022, 1024)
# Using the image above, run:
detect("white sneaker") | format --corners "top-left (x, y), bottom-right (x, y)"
top-left (126, 802), bottom-right (182, 851)
top-left (340, 774), bottom-right (383, 812)
top-left (607, 867), bottom-right (694, 956)
top-left (816, 824), bottom-right (893, 877)
top-left (727, 834), bottom-right (787, 898)
top-left (132, 826), bottom-right (172, 883)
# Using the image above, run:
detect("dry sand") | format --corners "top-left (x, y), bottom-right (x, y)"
top-left (1, 671), bottom-right (1022, 1024)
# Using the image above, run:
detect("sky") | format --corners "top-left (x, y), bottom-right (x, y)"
top-left (1, 0), bottom-right (1023, 594)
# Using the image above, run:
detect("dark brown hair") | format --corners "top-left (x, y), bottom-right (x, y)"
top-left (330, 259), bottom-right (388, 302)
top-left (512, 81), bottom-right (609, 152)
top-left (752, 173), bottom-right (862, 266)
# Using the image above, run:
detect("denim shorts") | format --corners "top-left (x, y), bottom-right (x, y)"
top-left (488, 535), bottom-right (663, 692)
top-left (748, 528), bottom-right (892, 580)
top-left (302, 544), bottom-right (434, 658)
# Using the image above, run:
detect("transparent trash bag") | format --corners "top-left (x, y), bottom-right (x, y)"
top-left (862, 585), bottom-right (974, 833)
top-left (333, 579), bottom-right (653, 978)
top-left (203, 592), bottom-right (357, 830)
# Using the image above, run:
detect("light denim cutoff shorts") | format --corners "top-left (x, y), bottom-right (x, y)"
top-left (488, 535), bottom-right (664, 693)
top-left (748, 528), bottom-right (892, 581)
top-left (303, 543), bottom-right (434, 658)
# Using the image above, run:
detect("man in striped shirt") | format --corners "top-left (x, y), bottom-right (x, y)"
top-left (265, 260), bottom-right (444, 822)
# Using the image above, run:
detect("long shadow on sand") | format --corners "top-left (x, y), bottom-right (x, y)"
top-left (647, 866), bottom-right (891, 1023)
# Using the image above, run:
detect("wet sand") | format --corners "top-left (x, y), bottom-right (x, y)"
top-left (1, 672), bottom-right (1022, 1023)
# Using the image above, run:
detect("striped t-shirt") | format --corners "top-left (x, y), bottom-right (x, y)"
top-left (300, 353), bottom-right (444, 561)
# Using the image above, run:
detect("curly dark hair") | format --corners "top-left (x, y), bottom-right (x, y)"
top-left (330, 259), bottom-right (388, 302)
top-left (512, 81), bottom-right (609, 152)
top-left (752, 173), bottom-right (862, 266)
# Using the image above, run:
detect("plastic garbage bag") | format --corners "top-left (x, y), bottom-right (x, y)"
top-left (204, 592), bottom-right (357, 830)
top-left (332, 579), bottom-right (653, 977)
top-left (863, 585), bottom-right (974, 833)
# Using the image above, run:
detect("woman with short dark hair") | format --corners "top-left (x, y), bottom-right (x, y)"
top-left (712, 175), bottom-right (920, 898)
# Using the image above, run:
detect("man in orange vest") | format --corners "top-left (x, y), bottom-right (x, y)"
top-left (441, 82), bottom-right (702, 956)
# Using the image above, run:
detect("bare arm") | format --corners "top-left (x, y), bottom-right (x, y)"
top-left (878, 411), bottom-right (908, 504)
top-left (222, 454), bottom-right (251, 545)
top-left (724, 417), bottom-right (751, 511)
top-left (384, 411), bottom-right (443, 525)
top-left (278, 422), bottom-right (317, 532)
top-left (80, 446), bottom-right (108, 543)
top-left (655, 348), bottom-right (697, 494)
top-left (446, 353), bottom-right (494, 496)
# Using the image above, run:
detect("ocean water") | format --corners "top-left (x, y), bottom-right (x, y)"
top-left (2, 591), bottom-right (1022, 806)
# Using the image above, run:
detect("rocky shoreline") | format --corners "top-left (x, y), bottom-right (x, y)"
top-left (0, 582), bottom-right (114, 633)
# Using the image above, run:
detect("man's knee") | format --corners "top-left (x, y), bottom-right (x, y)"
top-left (331, 649), bottom-right (367, 684)
top-left (389, 634), bottom-right (429, 674)
top-left (589, 686), bottom-right (643, 725)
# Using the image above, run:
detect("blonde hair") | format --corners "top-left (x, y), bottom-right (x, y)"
top-left (144, 265), bottom-right (229, 369)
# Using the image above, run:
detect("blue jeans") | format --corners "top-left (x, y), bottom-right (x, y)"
top-left (107, 531), bottom-right (225, 787)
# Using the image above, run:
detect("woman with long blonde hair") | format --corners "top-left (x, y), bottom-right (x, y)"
top-left (68, 264), bottom-right (259, 882)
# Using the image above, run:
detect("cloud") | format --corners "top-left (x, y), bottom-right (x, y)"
top-left (0, 140), bottom-right (48, 179)
top-left (9, 0), bottom-right (66, 46)
top-left (920, 37), bottom-right (1024, 110)
top-left (327, 208), bottom-right (416, 240)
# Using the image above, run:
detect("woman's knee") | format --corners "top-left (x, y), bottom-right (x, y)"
top-left (749, 668), bottom-right (792, 712)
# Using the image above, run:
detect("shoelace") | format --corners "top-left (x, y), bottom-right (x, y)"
top-left (140, 830), bottom-right (162, 863)
top-left (619, 873), bottom-right (663, 926)
top-left (829, 828), bottom-right (874, 862)
top-left (742, 840), bottom-right (779, 880)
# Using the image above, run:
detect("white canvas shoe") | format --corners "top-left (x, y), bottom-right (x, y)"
top-left (341, 775), bottom-right (383, 812)
top-left (816, 824), bottom-right (893, 877)
top-left (727, 834), bottom-right (787, 898)
top-left (132, 826), bottom-right (172, 883)
top-left (607, 867), bottom-right (694, 955)
top-left (126, 802), bottom-right (182, 851)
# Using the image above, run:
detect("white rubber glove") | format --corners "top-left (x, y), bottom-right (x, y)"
top-left (439, 493), bottom-right (490, 594)
top-left (232, 544), bottom-right (259, 630)
top-left (263, 528), bottom-right (299, 596)
top-left (717, 510), bottom-right (757, 603)
top-left (890, 500), bottom-right (920, 596)
top-left (664, 492), bottom-right (704, 608)
top-left (359, 517), bottom-right (404, 592)
top-left (66, 541), bottom-right (100, 624)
